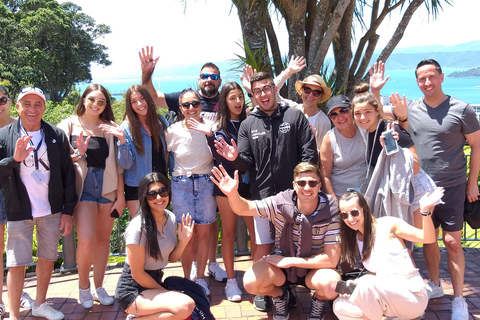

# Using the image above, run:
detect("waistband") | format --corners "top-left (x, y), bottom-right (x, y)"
top-left (174, 173), bottom-right (212, 179)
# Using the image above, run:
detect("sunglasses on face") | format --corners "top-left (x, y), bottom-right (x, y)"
top-left (295, 180), bottom-right (319, 188)
top-left (181, 100), bottom-right (201, 108)
top-left (0, 97), bottom-right (10, 106)
top-left (303, 86), bottom-right (323, 97)
top-left (146, 187), bottom-right (169, 201)
top-left (329, 107), bottom-right (350, 120)
top-left (20, 86), bottom-right (44, 95)
top-left (86, 97), bottom-right (107, 107)
top-left (200, 73), bottom-right (220, 81)
top-left (252, 85), bottom-right (273, 96)
top-left (338, 209), bottom-right (360, 220)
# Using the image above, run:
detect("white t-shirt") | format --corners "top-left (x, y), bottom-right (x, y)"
top-left (19, 128), bottom-right (51, 218)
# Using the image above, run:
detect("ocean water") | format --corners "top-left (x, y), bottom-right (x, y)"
top-left (77, 68), bottom-right (480, 104)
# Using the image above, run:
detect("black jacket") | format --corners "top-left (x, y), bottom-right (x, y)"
top-left (0, 120), bottom-right (77, 221)
top-left (234, 103), bottom-right (318, 199)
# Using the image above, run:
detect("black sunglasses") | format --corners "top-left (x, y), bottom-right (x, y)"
top-left (0, 97), bottom-right (10, 106)
top-left (338, 209), bottom-right (360, 220)
top-left (295, 180), bottom-right (319, 188)
top-left (303, 86), bottom-right (323, 97)
top-left (20, 86), bottom-right (44, 95)
top-left (146, 187), bottom-right (169, 201)
top-left (181, 100), bottom-right (201, 108)
top-left (329, 107), bottom-right (350, 120)
top-left (200, 73), bottom-right (220, 81)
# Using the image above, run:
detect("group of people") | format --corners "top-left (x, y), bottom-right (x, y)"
top-left (0, 47), bottom-right (477, 320)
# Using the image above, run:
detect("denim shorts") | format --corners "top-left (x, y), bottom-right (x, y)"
top-left (171, 174), bottom-right (217, 225)
top-left (0, 189), bottom-right (6, 225)
top-left (80, 167), bottom-right (112, 204)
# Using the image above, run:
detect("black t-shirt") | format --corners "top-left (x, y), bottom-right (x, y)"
top-left (71, 136), bottom-right (109, 169)
top-left (151, 136), bottom-right (167, 178)
top-left (164, 91), bottom-right (219, 124)
top-left (367, 119), bottom-right (414, 168)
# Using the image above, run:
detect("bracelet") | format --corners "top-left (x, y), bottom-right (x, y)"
top-left (421, 209), bottom-right (431, 216)
top-left (74, 149), bottom-right (87, 159)
top-left (398, 117), bottom-right (408, 122)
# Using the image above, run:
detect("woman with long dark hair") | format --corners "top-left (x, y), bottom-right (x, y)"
top-left (100, 84), bottom-right (168, 217)
top-left (333, 188), bottom-right (444, 320)
top-left (58, 84), bottom-right (125, 308)
top-left (189, 82), bottom-right (256, 301)
top-left (115, 172), bottom-right (195, 319)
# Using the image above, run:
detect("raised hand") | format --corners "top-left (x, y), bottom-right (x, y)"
top-left (214, 137), bottom-right (238, 161)
top-left (286, 55), bottom-right (306, 74)
top-left (99, 122), bottom-right (126, 144)
top-left (178, 213), bottom-right (194, 242)
top-left (419, 187), bottom-right (445, 212)
top-left (369, 61), bottom-right (390, 92)
top-left (210, 165), bottom-right (239, 197)
top-left (74, 131), bottom-right (90, 157)
top-left (139, 46), bottom-right (159, 83)
top-left (389, 92), bottom-right (408, 121)
top-left (187, 118), bottom-right (212, 136)
top-left (240, 65), bottom-right (255, 93)
top-left (13, 135), bottom-right (35, 162)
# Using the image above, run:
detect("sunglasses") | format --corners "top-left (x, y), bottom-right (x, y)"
top-left (252, 85), bottom-right (273, 96)
top-left (20, 86), bottom-right (44, 95)
top-left (329, 107), bottom-right (350, 120)
top-left (146, 187), bottom-right (169, 201)
top-left (86, 97), bottom-right (107, 107)
top-left (295, 180), bottom-right (319, 188)
top-left (0, 97), bottom-right (10, 106)
top-left (338, 209), bottom-right (360, 220)
top-left (200, 73), bottom-right (220, 81)
top-left (303, 86), bottom-right (323, 97)
top-left (181, 100), bottom-right (201, 108)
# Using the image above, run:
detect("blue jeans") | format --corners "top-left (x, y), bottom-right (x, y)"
top-left (171, 174), bottom-right (216, 225)
top-left (80, 167), bottom-right (112, 204)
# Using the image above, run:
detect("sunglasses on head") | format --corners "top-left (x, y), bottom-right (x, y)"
top-left (0, 97), bottom-right (10, 106)
top-left (295, 180), bottom-right (319, 188)
top-left (329, 107), bottom-right (350, 120)
top-left (86, 97), bottom-right (107, 107)
top-left (303, 86), bottom-right (323, 97)
top-left (146, 187), bottom-right (169, 201)
top-left (338, 209), bottom-right (360, 220)
top-left (20, 86), bottom-right (44, 95)
top-left (200, 73), bottom-right (220, 81)
top-left (181, 100), bottom-right (201, 108)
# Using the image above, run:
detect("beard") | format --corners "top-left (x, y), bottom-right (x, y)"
top-left (200, 83), bottom-right (218, 97)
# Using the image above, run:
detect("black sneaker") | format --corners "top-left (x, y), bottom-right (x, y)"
top-left (308, 296), bottom-right (325, 320)
top-left (286, 286), bottom-right (297, 308)
top-left (272, 287), bottom-right (290, 320)
top-left (254, 295), bottom-right (271, 312)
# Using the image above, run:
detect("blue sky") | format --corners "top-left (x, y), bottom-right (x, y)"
top-left (68, 0), bottom-right (480, 80)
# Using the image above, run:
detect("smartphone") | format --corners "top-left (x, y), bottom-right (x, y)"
top-left (381, 129), bottom-right (399, 155)
top-left (335, 280), bottom-right (356, 295)
top-left (110, 209), bottom-right (120, 218)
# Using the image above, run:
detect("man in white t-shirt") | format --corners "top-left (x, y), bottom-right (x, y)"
top-left (0, 87), bottom-right (77, 320)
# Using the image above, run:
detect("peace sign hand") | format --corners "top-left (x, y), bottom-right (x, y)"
top-left (13, 136), bottom-right (35, 162)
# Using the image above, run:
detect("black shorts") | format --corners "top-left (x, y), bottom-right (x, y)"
top-left (281, 268), bottom-right (310, 288)
top-left (115, 263), bottom-right (164, 311)
top-left (431, 183), bottom-right (466, 232)
top-left (124, 185), bottom-right (139, 202)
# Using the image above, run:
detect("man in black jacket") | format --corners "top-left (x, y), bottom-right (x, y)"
top-left (0, 87), bottom-right (77, 320)
top-left (216, 71), bottom-right (318, 311)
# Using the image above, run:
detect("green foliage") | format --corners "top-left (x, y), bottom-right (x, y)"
top-left (0, 0), bottom-right (111, 102)
top-left (230, 37), bottom-right (270, 74)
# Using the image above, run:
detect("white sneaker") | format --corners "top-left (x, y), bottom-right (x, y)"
top-left (190, 261), bottom-right (198, 281)
top-left (225, 278), bottom-right (242, 302)
top-left (451, 296), bottom-right (468, 320)
top-left (32, 302), bottom-right (65, 320)
top-left (79, 287), bottom-right (93, 309)
top-left (196, 279), bottom-right (210, 296)
top-left (20, 291), bottom-right (34, 309)
top-left (425, 279), bottom-right (444, 299)
top-left (208, 262), bottom-right (227, 282)
top-left (125, 315), bottom-right (138, 320)
top-left (92, 287), bottom-right (114, 306)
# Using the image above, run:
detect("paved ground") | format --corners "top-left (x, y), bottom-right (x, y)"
top-left (5, 248), bottom-right (480, 319)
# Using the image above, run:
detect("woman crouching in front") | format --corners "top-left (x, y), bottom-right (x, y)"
top-left (115, 172), bottom-right (195, 319)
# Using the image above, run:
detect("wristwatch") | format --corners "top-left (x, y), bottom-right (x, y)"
top-left (74, 149), bottom-right (87, 160)
top-left (421, 208), bottom-right (432, 216)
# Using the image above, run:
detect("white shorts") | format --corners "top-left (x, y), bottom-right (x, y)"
top-left (254, 216), bottom-right (274, 245)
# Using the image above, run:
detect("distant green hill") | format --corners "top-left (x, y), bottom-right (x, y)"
top-left (447, 67), bottom-right (480, 78)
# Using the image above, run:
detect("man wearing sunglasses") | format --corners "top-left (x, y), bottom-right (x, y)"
top-left (211, 162), bottom-right (340, 320)
top-left (139, 46), bottom-right (222, 123)
top-left (0, 87), bottom-right (77, 320)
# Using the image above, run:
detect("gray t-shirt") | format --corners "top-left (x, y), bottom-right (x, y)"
top-left (124, 210), bottom-right (177, 270)
top-left (407, 96), bottom-right (480, 187)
